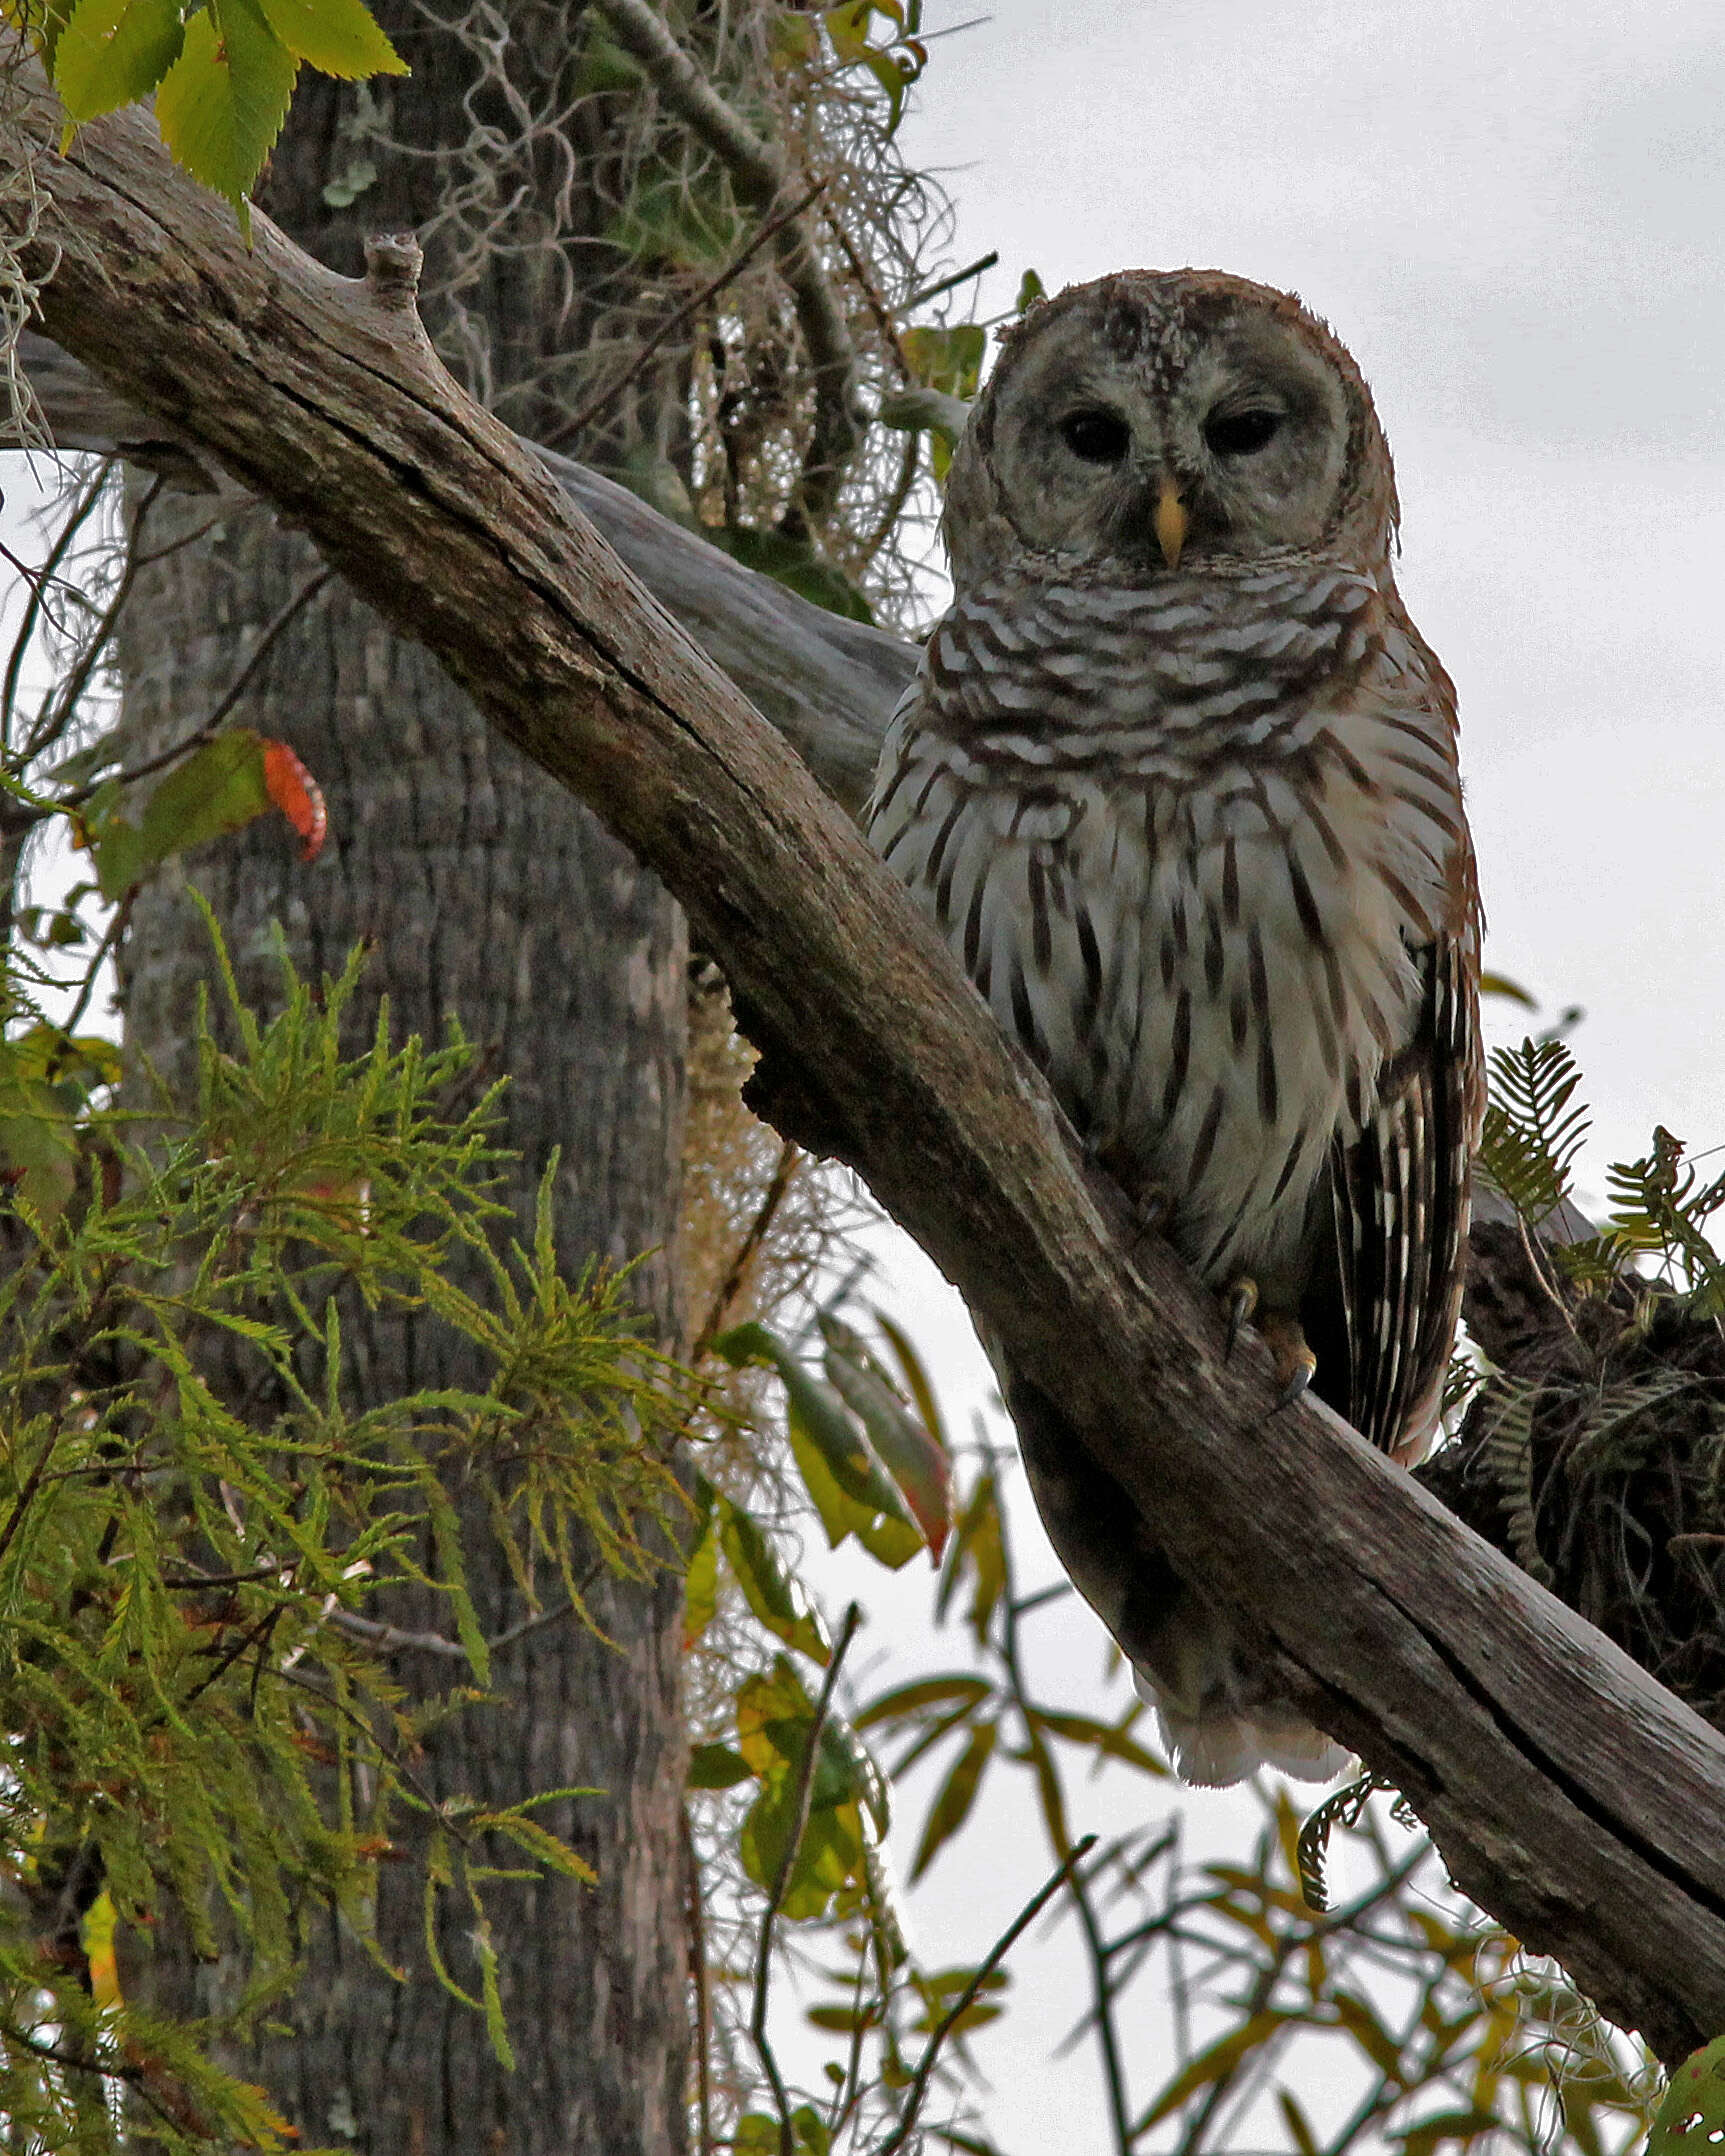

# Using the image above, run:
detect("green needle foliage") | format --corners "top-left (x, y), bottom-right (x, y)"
top-left (0, 912), bottom-right (689, 2149)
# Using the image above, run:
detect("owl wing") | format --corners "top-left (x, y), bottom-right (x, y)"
top-left (1303, 932), bottom-right (1481, 1463)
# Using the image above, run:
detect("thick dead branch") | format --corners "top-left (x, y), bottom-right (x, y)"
top-left (4, 79), bottom-right (1725, 2061)
top-left (12, 328), bottom-right (910, 816)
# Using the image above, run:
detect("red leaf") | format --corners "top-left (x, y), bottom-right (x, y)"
top-left (262, 739), bottom-right (327, 861)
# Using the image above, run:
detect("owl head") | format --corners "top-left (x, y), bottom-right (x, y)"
top-left (941, 269), bottom-right (1400, 589)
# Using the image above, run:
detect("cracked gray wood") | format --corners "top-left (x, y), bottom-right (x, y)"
top-left (4, 72), bottom-right (1724, 2062)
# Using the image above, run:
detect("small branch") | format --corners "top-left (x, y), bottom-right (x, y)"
top-left (588, 0), bottom-right (865, 518)
top-left (875, 1834), bottom-right (1100, 2156)
top-left (692, 1136), bottom-right (802, 1361)
top-left (68, 564), bottom-right (333, 805)
top-left (541, 180), bottom-right (829, 455)
top-left (684, 1806), bottom-right (715, 2156)
top-left (902, 251), bottom-right (1000, 314)
top-left (750, 1601), bottom-right (861, 2156)
top-left (1064, 1849), bottom-right (1136, 2156)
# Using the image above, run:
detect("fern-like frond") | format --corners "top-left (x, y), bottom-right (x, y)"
top-left (1478, 1037), bottom-right (1590, 1229)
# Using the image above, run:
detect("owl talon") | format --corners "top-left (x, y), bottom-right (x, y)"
top-left (1258, 1313), bottom-right (1318, 1414)
top-left (1224, 1276), bottom-right (1258, 1360)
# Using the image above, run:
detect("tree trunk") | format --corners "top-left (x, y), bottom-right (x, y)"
top-left (110, 13), bottom-right (696, 2139)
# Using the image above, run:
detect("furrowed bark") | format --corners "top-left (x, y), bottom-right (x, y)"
top-left (5, 75), bottom-right (1725, 2060)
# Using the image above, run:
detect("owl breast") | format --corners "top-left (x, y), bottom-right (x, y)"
top-left (867, 567), bottom-right (1465, 1301)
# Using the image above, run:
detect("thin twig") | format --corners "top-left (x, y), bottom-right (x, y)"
top-left (1064, 1845), bottom-right (1137, 2155)
top-left (692, 1137), bottom-right (802, 1361)
top-left (684, 1805), bottom-right (715, 2156)
top-left (0, 460), bottom-right (113, 755)
top-left (20, 473), bottom-right (164, 767)
top-left (542, 182), bottom-right (829, 454)
top-left (588, 0), bottom-right (865, 516)
top-left (902, 251), bottom-right (1000, 314)
top-left (751, 1600), bottom-right (862, 2156)
top-left (875, 1833), bottom-right (1099, 2156)
top-left (63, 564), bottom-right (334, 809)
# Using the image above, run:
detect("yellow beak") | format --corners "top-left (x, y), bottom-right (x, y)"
top-left (1154, 476), bottom-right (1188, 570)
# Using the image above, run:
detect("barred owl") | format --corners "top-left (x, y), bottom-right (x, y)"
top-left (867, 269), bottom-right (1483, 1785)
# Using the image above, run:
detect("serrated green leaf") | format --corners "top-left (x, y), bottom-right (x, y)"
top-left (252, 0), bottom-right (402, 75)
top-left (155, 0), bottom-right (298, 224)
top-left (54, 0), bottom-right (185, 121)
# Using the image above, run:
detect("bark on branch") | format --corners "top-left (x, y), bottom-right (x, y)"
top-left (5, 75), bottom-right (1725, 2062)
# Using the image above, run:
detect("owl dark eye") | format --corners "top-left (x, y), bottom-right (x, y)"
top-left (1204, 407), bottom-right (1282, 456)
top-left (1060, 410), bottom-right (1131, 464)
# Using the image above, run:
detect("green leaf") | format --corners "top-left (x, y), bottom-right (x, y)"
top-left (1650, 2031), bottom-right (1725, 2153)
top-left (902, 323), bottom-right (986, 400)
top-left (93, 814), bottom-right (148, 902)
top-left (854, 1673), bottom-right (990, 1730)
top-left (1396, 2110), bottom-right (1518, 2156)
top-left (155, 0), bottom-right (299, 228)
top-left (723, 1320), bottom-right (922, 1566)
top-left (820, 1313), bottom-right (951, 1560)
top-left (1136, 2012), bottom-right (1297, 2132)
top-left (720, 1500), bottom-right (831, 1665)
top-left (1026, 1706), bottom-right (1168, 1779)
top-left (909, 1719), bottom-right (995, 1881)
top-left (54, 0), bottom-right (186, 122)
top-left (140, 728), bottom-right (275, 865)
top-left (252, 0), bottom-right (402, 74)
top-left (688, 1743), bottom-right (752, 1791)
top-left (1278, 2090), bottom-right (1321, 2156)
top-left (682, 1490), bottom-right (720, 1646)
top-left (702, 525), bottom-right (875, 624)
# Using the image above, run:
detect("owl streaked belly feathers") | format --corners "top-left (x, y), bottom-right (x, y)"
top-left (866, 269), bottom-right (1482, 1786)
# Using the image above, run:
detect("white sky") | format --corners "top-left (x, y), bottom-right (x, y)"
top-left (800, 1), bottom-right (1725, 2145)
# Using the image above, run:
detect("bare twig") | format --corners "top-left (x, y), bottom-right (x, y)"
top-left (750, 1600), bottom-right (862, 2156)
top-left (902, 251), bottom-right (999, 314)
top-left (64, 563), bottom-right (334, 807)
top-left (588, 0), bottom-right (865, 519)
top-left (541, 180), bottom-right (829, 454)
top-left (876, 1833), bottom-right (1100, 2156)
top-left (692, 1136), bottom-right (803, 1361)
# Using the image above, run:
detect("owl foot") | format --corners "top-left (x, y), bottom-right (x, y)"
top-left (1257, 1313), bottom-right (1318, 1413)
top-left (1085, 1136), bottom-right (1171, 1242)
top-left (1223, 1276), bottom-right (1258, 1359)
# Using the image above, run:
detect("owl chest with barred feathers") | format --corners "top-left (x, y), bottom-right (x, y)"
top-left (868, 264), bottom-right (1483, 1783)
top-left (867, 562), bottom-right (1471, 1305)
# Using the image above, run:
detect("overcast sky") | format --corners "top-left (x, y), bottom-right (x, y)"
top-left (820, 1), bottom-right (1725, 2142)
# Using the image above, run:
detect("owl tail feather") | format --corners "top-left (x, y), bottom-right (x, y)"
top-left (1140, 1673), bottom-right (1350, 1788)
top-left (1001, 1360), bottom-right (1350, 1791)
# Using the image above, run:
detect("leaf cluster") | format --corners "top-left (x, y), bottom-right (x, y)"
top-left (11, 0), bottom-right (406, 233)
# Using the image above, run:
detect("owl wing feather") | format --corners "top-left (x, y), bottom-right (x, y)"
top-left (1307, 933), bottom-right (1480, 1461)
